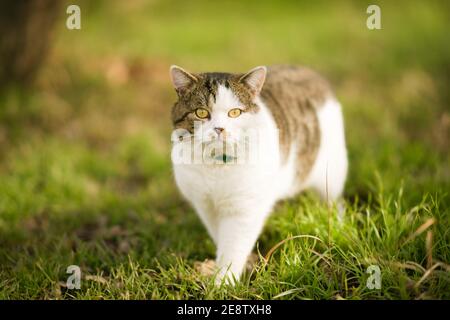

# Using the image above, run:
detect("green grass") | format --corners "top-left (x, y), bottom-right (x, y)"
top-left (0, 0), bottom-right (449, 299)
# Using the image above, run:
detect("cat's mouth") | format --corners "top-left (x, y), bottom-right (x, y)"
top-left (213, 154), bottom-right (237, 163)
top-left (203, 141), bottom-right (238, 164)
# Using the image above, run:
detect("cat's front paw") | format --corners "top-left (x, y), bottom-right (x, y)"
top-left (194, 259), bottom-right (236, 286)
top-left (214, 253), bottom-right (260, 286)
top-left (214, 267), bottom-right (238, 287)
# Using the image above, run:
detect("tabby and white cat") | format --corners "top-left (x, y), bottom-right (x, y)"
top-left (169, 65), bottom-right (347, 284)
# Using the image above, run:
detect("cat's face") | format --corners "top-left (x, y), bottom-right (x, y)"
top-left (170, 66), bottom-right (267, 144)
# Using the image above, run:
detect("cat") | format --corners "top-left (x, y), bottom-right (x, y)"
top-left (169, 65), bottom-right (348, 285)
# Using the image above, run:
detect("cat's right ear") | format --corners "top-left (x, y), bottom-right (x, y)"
top-left (170, 65), bottom-right (198, 95)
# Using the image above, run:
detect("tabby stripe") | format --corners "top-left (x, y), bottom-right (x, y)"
top-left (174, 111), bottom-right (192, 124)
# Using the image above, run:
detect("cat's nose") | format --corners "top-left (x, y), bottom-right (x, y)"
top-left (214, 127), bottom-right (224, 135)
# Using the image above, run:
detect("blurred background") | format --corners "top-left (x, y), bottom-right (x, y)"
top-left (0, 0), bottom-right (448, 299)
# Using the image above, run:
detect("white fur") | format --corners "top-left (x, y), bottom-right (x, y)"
top-left (305, 99), bottom-right (348, 201)
top-left (172, 85), bottom-right (347, 284)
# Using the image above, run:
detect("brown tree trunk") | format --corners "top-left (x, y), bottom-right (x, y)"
top-left (0, 0), bottom-right (61, 88)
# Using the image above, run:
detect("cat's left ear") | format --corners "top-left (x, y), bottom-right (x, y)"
top-left (239, 66), bottom-right (267, 96)
top-left (170, 65), bottom-right (198, 95)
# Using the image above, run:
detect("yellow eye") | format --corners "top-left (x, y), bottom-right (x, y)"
top-left (228, 108), bottom-right (242, 118)
top-left (195, 108), bottom-right (209, 119)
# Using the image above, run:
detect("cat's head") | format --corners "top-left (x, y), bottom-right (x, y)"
top-left (169, 66), bottom-right (267, 143)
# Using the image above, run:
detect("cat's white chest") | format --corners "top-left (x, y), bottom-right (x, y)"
top-left (173, 159), bottom-right (278, 214)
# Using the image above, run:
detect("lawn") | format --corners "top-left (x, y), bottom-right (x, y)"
top-left (0, 0), bottom-right (449, 299)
